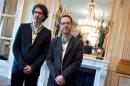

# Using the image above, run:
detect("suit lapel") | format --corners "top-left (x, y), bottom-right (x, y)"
top-left (63, 36), bottom-right (74, 60)
top-left (55, 38), bottom-right (62, 67)
top-left (26, 24), bottom-right (32, 46)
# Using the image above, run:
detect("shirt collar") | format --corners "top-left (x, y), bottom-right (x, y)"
top-left (31, 22), bottom-right (43, 34)
top-left (61, 34), bottom-right (72, 44)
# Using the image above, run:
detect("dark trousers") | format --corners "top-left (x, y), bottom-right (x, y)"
top-left (11, 72), bottom-right (39, 86)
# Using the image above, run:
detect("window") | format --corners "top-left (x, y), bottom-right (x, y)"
top-left (0, 0), bottom-right (18, 59)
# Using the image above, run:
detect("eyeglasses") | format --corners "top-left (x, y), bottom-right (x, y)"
top-left (33, 11), bottom-right (43, 15)
top-left (60, 22), bottom-right (71, 25)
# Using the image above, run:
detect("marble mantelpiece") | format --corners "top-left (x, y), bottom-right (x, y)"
top-left (82, 56), bottom-right (109, 86)
top-left (0, 55), bottom-right (109, 86)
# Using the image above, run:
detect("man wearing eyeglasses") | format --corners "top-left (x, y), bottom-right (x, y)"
top-left (11, 4), bottom-right (51, 86)
top-left (46, 15), bottom-right (83, 86)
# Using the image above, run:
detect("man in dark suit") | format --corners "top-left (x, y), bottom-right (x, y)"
top-left (11, 4), bottom-right (51, 86)
top-left (46, 15), bottom-right (83, 86)
top-left (84, 40), bottom-right (92, 54)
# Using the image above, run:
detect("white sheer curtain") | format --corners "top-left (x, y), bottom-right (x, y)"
top-left (0, 0), bottom-right (4, 21)
top-left (0, 0), bottom-right (5, 36)
top-left (8, 0), bottom-right (24, 78)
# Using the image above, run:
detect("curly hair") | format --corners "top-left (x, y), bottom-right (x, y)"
top-left (32, 4), bottom-right (48, 22)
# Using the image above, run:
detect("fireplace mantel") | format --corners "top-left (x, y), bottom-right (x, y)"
top-left (81, 57), bottom-right (109, 86)
top-left (0, 56), bottom-right (109, 86)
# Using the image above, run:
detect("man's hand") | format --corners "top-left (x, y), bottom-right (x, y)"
top-left (23, 65), bottom-right (32, 74)
top-left (55, 75), bottom-right (65, 85)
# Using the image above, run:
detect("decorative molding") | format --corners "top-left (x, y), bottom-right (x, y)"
top-left (117, 75), bottom-right (130, 86)
top-left (111, 0), bottom-right (116, 20)
top-left (119, 0), bottom-right (124, 8)
top-left (122, 7), bottom-right (130, 59)
top-left (129, 8), bottom-right (130, 17)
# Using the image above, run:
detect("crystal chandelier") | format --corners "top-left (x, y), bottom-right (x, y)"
top-left (87, 0), bottom-right (96, 20)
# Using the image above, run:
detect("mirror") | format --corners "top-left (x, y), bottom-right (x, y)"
top-left (59, 0), bottom-right (113, 56)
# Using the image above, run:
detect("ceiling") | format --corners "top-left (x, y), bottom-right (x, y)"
top-left (60, 0), bottom-right (113, 23)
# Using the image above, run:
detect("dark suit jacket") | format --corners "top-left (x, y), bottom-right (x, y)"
top-left (84, 45), bottom-right (92, 54)
top-left (12, 23), bottom-right (51, 75)
top-left (46, 36), bottom-right (83, 86)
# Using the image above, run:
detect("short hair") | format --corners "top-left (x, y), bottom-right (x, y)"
top-left (77, 33), bottom-right (82, 39)
top-left (86, 40), bottom-right (89, 44)
top-left (60, 15), bottom-right (73, 23)
top-left (32, 4), bottom-right (48, 22)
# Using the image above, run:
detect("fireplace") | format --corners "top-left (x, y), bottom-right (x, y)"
top-left (81, 57), bottom-right (109, 86)
top-left (75, 67), bottom-right (96, 86)
top-left (37, 56), bottom-right (109, 86)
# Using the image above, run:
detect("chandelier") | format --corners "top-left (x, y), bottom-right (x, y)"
top-left (88, 0), bottom-right (96, 9)
top-left (87, 0), bottom-right (96, 20)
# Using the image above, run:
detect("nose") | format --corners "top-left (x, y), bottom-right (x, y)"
top-left (35, 13), bottom-right (39, 16)
top-left (64, 23), bottom-right (68, 26)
